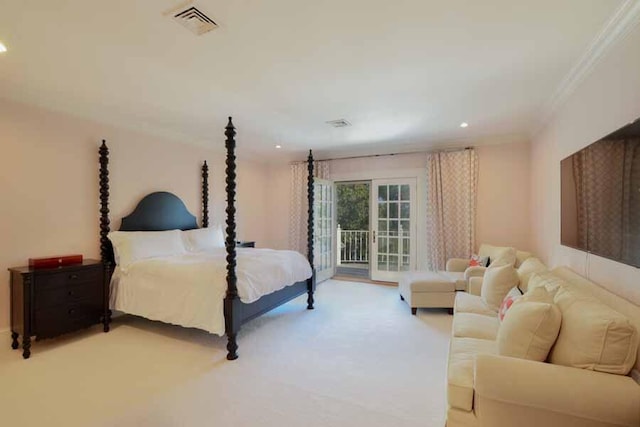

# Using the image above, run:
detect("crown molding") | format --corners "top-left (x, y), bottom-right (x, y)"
top-left (533, 0), bottom-right (640, 137)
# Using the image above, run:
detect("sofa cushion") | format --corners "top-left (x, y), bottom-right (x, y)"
top-left (476, 244), bottom-right (530, 267)
top-left (439, 271), bottom-right (466, 291)
top-left (453, 313), bottom-right (500, 340)
top-left (515, 250), bottom-right (532, 268)
top-left (455, 292), bottom-right (497, 317)
top-left (490, 248), bottom-right (517, 267)
top-left (516, 257), bottom-right (548, 291)
top-left (481, 264), bottom-right (520, 311)
top-left (497, 297), bottom-right (562, 362)
top-left (527, 271), bottom-right (565, 296)
top-left (478, 244), bottom-right (512, 265)
top-left (448, 337), bottom-right (497, 411)
top-left (551, 266), bottom-right (640, 376)
top-left (550, 285), bottom-right (639, 375)
top-left (520, 285), bottom-right (555, 304)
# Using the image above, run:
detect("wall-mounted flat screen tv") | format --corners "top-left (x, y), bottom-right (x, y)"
top-left (561, 118), bottom-right (640, 268)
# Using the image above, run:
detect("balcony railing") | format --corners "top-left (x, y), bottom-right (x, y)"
top-left (337, 226), bottom-right (369, 265)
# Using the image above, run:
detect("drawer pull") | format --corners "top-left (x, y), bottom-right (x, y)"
top-left (68, 290), bottom-right (75, 296)
top-left (69, 274), bottom-right (79, 280)
top-left (68, 309), bottom-right (76, 315)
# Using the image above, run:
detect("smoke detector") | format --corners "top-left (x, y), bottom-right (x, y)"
top-left (165, 1), bottom-right (218, 35)
top-left (327, 119), bottom-right (351, 128)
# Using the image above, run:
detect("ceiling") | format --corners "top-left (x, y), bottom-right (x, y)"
top-left (0, 0), bottom-right (625, 162)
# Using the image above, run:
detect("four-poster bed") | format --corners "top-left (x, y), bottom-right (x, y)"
top-left (99, 117), bottom-right (316, 360)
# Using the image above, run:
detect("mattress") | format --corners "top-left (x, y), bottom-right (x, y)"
top-left (110, 248), bottom-right (312, 335)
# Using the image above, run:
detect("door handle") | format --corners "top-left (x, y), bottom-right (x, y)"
top-left (372, 230), bottom-right (376, 243)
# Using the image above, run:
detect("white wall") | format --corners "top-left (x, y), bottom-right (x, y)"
top-left (476, 141), bottom-right (532, 251)
top-left (0, 98), bottom-right (270, 331)
top-left (531, 24), bottom-right (640, 305)
top-left (267, 139), bottom-right (532, 269)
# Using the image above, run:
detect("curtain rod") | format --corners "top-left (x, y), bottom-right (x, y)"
top-left (299, 146), bottom-right (472, 163)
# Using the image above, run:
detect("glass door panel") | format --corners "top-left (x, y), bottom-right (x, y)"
top-left (371, 179), bottom-right (416, 281)
top-left (314, 179), bottom-right (335, 283)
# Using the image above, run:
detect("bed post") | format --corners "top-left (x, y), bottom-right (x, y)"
top-left (306, 150), bottom-right (315, 310)
top-left (202, 161), bottom-right (209, 228)
top-left (99, 140), bottom-right (112, 333)
top-left (223, 117), bottom-right (239, 360)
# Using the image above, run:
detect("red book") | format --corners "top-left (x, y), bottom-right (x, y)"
top-left (29, 254), bottom-right (83, 269)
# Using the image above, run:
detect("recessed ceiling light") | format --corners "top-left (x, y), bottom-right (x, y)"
top-left (460, 122), bottom-right (469, 128)
top-left (275, 145), bottom-right (282, 149)
top-left (0, 42), bottom-right (7, 53)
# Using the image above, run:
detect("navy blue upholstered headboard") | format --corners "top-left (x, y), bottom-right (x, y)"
top-left (119, 192), bottom-right (198, 231)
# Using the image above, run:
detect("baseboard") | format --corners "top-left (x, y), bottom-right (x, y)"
top-left (332, 276), bottom-right (397, 287)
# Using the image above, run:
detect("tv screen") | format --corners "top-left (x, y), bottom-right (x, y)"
top-left (561, 118), bottom-right (640, 267)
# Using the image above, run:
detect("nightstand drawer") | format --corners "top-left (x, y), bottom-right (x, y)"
top-left (34, 299), bottom-right (102, 338)
top-left (34, 267), bottom-right (102, 291)
top-left (35, 282), bottom-right (101, 310)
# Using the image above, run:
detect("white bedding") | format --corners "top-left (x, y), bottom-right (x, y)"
top-left (110, 248), bottom-right (312, 335)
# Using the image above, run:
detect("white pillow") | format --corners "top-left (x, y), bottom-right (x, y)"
top-left (527, 271), bottom-right (565, 297)
top-left (108, 230), bottom-right (186, 269)
top-left (489, 247), bottom-right (517, 267)
top-left (497, 298), bottom-right (562, 362)
top-left (182, 226), bottom-right (225, 252)
top-left (516, 257), bottom-right (548, 292)
top-left (515, 250), bottom-right (533, 267)
top-left (481, 263), bottom-right (520, 311)
top-left (521, 285), bottom-right (555, 304)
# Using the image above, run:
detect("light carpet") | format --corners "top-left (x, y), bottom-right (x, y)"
top-left (0, 280), bottom-right (453, 427)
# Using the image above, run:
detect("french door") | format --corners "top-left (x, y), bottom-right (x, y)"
top-left (371, 178), bottom-right (417, 282)
top-left (314, 179), bottom-right (335, 283)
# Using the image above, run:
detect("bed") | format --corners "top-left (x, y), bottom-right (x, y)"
top-left (98, 117), bottom-right (316, 360)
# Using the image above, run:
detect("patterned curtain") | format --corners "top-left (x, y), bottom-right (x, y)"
top-left (425, 149), bottom-right (478, 271)
top-left (623, 139), bottom-right (640, 265)
top-left (289, 160), bottom-right (330, 255)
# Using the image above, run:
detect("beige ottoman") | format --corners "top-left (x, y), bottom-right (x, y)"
top-left (399, 271), bottom-right (457, 315)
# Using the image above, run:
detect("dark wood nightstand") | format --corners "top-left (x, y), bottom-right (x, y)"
top-left (236, 241), bottom-right (255, 248)
top-left (8, 259), bottom-right (109, 359)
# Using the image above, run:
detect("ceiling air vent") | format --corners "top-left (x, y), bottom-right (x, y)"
top-left (327, 119), bottom-right (351, 128)
top-left (165, 2), bottom-right (218, 36)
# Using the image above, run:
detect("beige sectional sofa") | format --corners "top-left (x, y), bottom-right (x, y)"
top-left (447, 266), bottom-right (640, 427)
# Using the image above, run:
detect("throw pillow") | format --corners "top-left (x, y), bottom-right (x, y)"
top-left (498, 286), bottom-right (523, 321)
top-left (521, 285), bottom-right (555, 304)
top-left (489, 247), bottom-right (517, 267)
top-left (469, 254), bottom-right (490, 267)
top-left (497, 298), bottom-right (562, 362)
top-left (527, 271), bottom-right (565, 297)
top-left (515, 250), bottom-right (533, 267)
top-left (481, 263), bottom-right (520, 311)
top-left (550, 285), bottom-right (639, 375)
top-left (516, 257), bottom-right (548, 291)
